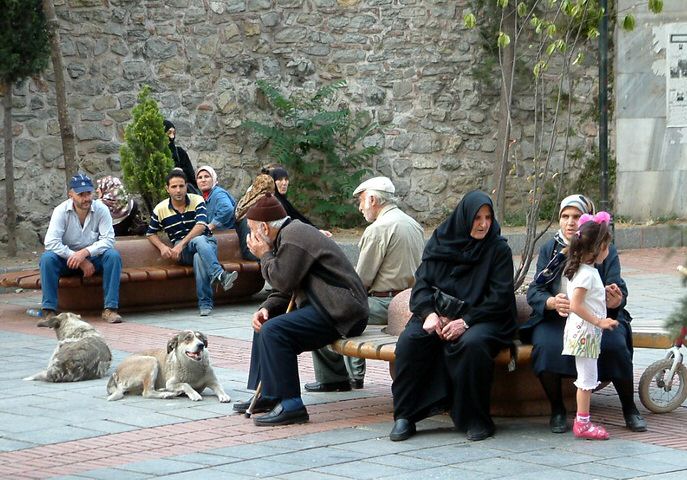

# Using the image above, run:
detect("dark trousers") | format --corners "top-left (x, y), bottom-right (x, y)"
top-left (392, 317), bottom-right (509, 432)
top-left (247, 305), bottom-right (366, 399)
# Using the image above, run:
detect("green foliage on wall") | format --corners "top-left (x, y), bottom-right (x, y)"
top-left (243, 80), bottom-right (379, 227)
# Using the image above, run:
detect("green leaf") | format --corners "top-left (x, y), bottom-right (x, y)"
top-left (497, 0), bottom-right (509, 8)
top-left (572, 52), bottom-right (585, 65)
top-left (546, 43), bottom-right (556, 56)
top-left (649, 0), bottom-right (664, 14)
top-left (517, 2), bottom-right (527, 17)
top-left (463, 12), bottom-right (476, 29)
top-left (622, 14), bottom-right (636, 31)
top-left (497, 31), bottom-right (511, 48)
top-left (587, 27), bottom-right (599, 40)
top-left (546, 24), bottom-right (557, 38)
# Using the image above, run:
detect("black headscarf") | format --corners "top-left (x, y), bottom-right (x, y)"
top-left (269, 167), bottom-right (315, 227)
top-left (422, 190), bottom-right (502, 265)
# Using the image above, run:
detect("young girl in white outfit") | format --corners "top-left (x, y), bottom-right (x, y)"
top-left (562, 212), bottom-right (619, 440)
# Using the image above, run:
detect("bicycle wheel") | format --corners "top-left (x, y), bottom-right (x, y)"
top-left (639, 358), bottom-right (687, 413)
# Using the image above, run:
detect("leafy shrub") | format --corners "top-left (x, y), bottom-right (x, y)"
top-left (243, 80), bottom-right (379, 227)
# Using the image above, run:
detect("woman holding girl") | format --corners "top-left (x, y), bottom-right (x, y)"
top-left (523, 195), bottom-right (646, 434)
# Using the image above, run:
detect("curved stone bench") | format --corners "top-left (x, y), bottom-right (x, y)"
top-left (0, 230), bottom-right (264, 312)
top-left (331, 289), bottom-right (672, 417)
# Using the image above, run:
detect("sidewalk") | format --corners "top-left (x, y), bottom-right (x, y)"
top-left (0, 247), bottom-right (686, 479)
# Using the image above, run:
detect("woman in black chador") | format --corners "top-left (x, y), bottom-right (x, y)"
top-left (390, 190), bottom-right (517, 442)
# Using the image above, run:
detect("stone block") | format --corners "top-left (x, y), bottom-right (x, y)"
top-left (409, 133), bottom-right (441, 154)
top-left (417, 172), bottom-right (448, 194)
top-left (76, 123), bottom-right (112, 142)
top-left (275, 27), bottom-right (308, 43)
top-left (247, 0), bottom-right (272, 10)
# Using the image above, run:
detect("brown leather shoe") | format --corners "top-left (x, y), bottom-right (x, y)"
top-left (102, 309), bottom-right (123, 324)
top-left (36, 309), bottom-right (56, 328)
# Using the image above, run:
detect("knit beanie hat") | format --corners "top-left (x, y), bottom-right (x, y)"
top-left (246, 194), bottom-right (287, 222)
top-left (163, 120), bottom-right (175, 132)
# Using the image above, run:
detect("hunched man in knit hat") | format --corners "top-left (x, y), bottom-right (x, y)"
top-left (232, 194), bottom-right (369, 426)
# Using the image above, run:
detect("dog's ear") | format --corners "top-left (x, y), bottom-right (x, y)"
top-left (167, 334), bottom-right (180, 354)
top-left (196, 331), bottom-right (208, 348)
top-left (47, 313), bottom-right (65, 329)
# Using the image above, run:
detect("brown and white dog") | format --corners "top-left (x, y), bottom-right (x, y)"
top-left (106, 330), bottom-right (230, 402)
top-left (24, 312), bottom-right (112, 382)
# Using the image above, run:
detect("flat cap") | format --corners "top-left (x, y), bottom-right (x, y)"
top-left (352, 176), bottom-right (395, 197)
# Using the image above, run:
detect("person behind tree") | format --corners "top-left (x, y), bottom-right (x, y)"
top-left (264, 164), bottom-right (332, 237)
top-left (163, 120), bottom-right (198, 194)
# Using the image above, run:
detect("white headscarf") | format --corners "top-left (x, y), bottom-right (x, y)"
top-left (196, 165), bottom-right (218, 189)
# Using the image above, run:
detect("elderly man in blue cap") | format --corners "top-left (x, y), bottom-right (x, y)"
top-left (39, 173), bottom-right (123, 325)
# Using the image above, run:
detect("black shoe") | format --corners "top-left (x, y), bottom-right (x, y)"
top-left (350, 378), bottom-right (364, 389)
top-left (624, 413), bottom-right (647, 432)
top-left (466, 425), bottom-right (495, 442)
top-left (304, 381), bottom-right (352, 393)
top-left (549, 412), bottom-right (568, 433)
top-left (232, 396), bottom-right (279, 414)
top-left (389, 419), bottom-right (416, 441)
top-left (253, 403), bottom-right (309, 426)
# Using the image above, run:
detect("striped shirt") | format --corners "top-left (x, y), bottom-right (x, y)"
top-left (146, 194), bottom-right (208, 245)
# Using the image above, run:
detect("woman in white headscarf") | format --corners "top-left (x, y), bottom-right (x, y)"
top-left (195, 165), bottom-right (236, 232)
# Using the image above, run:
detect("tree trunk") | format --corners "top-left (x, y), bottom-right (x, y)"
top-left (42, 0), bottom-right (77, 183)
top-left (3, 83), bottom-right (17, 257)
top-left (493, 5), bottom-right (516, 220)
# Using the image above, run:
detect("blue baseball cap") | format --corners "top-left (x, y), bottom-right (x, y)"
top-left (70, 173), bottom-right (94, 193)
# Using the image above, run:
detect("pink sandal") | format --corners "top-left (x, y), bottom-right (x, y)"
top-left (573, 420), bottom-right (609, 440)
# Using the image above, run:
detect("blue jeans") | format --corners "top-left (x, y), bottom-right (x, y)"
top-left (40, 249), bottom-right (122, 311)
top-left (179, 236), bottom-right (223, 310)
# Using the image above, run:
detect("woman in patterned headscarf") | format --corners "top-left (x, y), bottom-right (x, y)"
top-left (95, 176), bottom-right (146, 236)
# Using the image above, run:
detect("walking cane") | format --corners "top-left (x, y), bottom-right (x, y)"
top-left (245, 294), bottom-right (296, 418)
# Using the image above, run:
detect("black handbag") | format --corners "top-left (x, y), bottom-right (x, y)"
top-left (432, 287), bottom-right (466, 320)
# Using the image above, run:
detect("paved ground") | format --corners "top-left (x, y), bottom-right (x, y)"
top-left (1, 247), bottom-right (687, 479)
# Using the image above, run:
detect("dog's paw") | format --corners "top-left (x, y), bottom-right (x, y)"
top-left (217, 393), bottom-right (231, 403)
top-left (188, 391), bottom-right (203, 401)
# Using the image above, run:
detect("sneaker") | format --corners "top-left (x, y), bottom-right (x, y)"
top-left (573, 420), bottom-right (609, 440)
top-left (214, 270), bottom-right (238, 292)
top-left (36, 309), bottom-right (57, 328)
top-left (200, 308), bottom-right (212, 317)
top-left (102, 309), bottom-right (123, 324)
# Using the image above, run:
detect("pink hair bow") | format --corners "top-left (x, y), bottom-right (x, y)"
top-left (578, 211), bottom-right (611, 227)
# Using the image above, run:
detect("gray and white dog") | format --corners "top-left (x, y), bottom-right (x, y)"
top-left (24, 312), bottom-right (112, 382)
top-left (106, 330), bottom-right (230, 402)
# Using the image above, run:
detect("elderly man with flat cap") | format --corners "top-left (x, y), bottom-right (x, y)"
top-left (39, 173), bottom-right (123, 325)
top-left (232, 194), bottom-right (369, 426)
top-left (304, 177), bottom-right (425, 392)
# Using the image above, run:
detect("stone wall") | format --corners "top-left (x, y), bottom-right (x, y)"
top-left (0, 0), bottom-right (600, 251)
